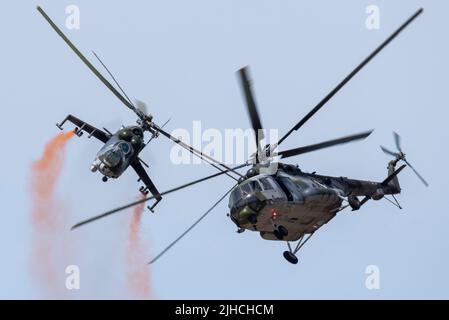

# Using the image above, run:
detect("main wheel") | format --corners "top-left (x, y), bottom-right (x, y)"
top-left (283, 251), bottom-right (298, 264)
top-left (102, 176), bottom-right (108, 182)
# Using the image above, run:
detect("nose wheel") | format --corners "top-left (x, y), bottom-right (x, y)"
top-left (102, 176), bottom-right (108, 182)
top-left (273, 225), bottom-right (288, 240)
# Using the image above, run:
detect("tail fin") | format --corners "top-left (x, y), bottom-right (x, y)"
top-left (385, 160), bottom-right (405, 193)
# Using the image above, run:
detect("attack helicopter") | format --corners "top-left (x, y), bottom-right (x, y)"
top-left (71, 8), bottom-right (426, 264)
top-left (38, 6), bottom-right (241, 211)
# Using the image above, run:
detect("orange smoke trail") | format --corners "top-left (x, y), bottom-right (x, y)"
top-left (30, 131), bottom-right (74, 296)
top-left (127, 196), bottom-right (152, 299)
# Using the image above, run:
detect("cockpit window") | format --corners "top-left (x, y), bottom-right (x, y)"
top-left (229, 187), bottom-right (241, 206)
top-left (119, 142), bottom-right (132, 155)
top-left (248, 180), bottom-right (262, 192)
top-left (229, 180), bottom-right (263, 207)
top-left (240, 183), bottom-right (252, 195)
top-left (103, 149), bottom-right (122, 167)
top-left (260, 178), bottom-right (274, 190)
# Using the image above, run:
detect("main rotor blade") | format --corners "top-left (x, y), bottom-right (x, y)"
top-left (149, 186), bottom-right (235, 264)
top-left (393, 132), bottom-right (403, 152)
top-left (154, 126), bottom-right (244, 178)
top-left (276, 8), bottom-right (423, 147)
top-left (71, 163), bottom-right (248, 230)
top-left (380, 145), bottom-right (399, 157)
top-left (277, 130), bottom-right (373, 159)
top-left (37, 6), bottom-right (136, 112)
top-left (91, 50), bottom-right (135, 108)
top-left (238, 67), bottom-right (265, 146)
top-left (404, 159), bottom-right (429, 187)
top-left (135, 99), bottom-right (148, 115)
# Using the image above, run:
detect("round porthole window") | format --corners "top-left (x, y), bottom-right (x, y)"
top-left (119, 142), bottom-right (132, 155)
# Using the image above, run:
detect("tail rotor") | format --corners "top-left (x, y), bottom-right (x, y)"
top-left (380, 132), bottom-right (428, 187)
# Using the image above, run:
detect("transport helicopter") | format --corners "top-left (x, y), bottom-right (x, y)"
top-left (71, 8), bottom-right (426, 264)
top-left (37, 6), bottom-right (241, 211)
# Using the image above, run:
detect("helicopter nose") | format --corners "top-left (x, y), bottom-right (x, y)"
top-left (245, 194), bottom-right (265, 211)
top-left (90, 159), bottom-right (101, 172)
top-left (231, 193), bottom-right (266, 223)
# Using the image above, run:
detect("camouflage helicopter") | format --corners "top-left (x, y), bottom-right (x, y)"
top-left (38, 7), bottom-right (240, 211)
top-left (71, 9), bottom-right (426, 264)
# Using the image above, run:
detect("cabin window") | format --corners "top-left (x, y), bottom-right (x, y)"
top-left (295, 179), bottom-right (308, 190)
top-left (276, 177), bottom-right (303, 202)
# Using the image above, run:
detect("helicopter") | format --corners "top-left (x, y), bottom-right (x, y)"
top-left (37, 6), bottom-right (242, 211)
top-left (70, 8), bottom-right (426, 264)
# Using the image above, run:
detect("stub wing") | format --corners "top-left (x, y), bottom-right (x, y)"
top-left (130, 159), bottom-right (162, 202)
top-left (57, 114), bottom-right (110, 143)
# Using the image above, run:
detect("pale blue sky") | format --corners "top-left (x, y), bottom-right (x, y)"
top-left (1, 0), bottom-right (448, 299)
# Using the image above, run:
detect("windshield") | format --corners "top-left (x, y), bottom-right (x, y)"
top-left (119, 142), bottom-right (132, 155)
top-left (229, 180), bottom-right (264, 207)
top-left (229, 187), bottom-right (241, 207)
top-left (102, 148), bottom-right (123, 167)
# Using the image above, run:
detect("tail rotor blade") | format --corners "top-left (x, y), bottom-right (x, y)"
top-left (393, 132), bottom-right (402, 152)
top-left (404, 159), bottom-right (429, 187)
top-left (380, 145), bottom-right (399, 157)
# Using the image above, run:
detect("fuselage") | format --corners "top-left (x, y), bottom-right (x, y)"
top-left (90, 125), bottom-right (145, 178)
top-left (228, 165), bottom-right (345, 241)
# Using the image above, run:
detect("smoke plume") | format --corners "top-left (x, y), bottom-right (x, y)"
top-left (30, 131), bottom-right (154, 299)
top-left (30, 131), bottom-right (75, 297)
top-left (127, 196), bottom-right (152, 299)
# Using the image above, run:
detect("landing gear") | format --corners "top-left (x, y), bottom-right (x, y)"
top-left (102, 176), bottom-right (108, 182)
top-left (282, 232), bottom-right (316, 265)
top-left (273, 225), bottom-right (288, 240)
top-left (283, 251), bottom-right (298, 264)
top-left (248, 214), bottom-right (258, 225)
